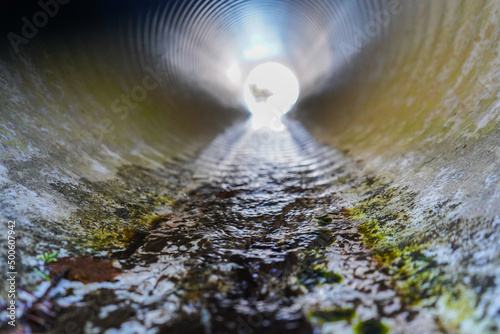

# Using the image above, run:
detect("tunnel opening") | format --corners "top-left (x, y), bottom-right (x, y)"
top-left (0, 0), bottom-right (499, 333)
top-left (244, 62), bottom-right (300, 130)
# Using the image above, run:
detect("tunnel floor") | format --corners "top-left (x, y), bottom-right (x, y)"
top-left (40, 121), bottom-right (439, 334)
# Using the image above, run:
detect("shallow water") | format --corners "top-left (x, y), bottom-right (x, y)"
top-left (42, 120), bottom-right (438, 333)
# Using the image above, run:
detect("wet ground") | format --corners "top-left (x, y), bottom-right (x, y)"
top-left (4, 121), bottom-right (439, 333)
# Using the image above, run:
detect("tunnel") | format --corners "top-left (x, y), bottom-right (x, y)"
top-left (0, 0), bottom-right (499, 333)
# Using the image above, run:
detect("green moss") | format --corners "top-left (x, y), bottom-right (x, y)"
top-left (298, 251), bottom-right (342, 290)
top-left (314, 213), bottom-right (333, 226)
top-left (0, 128), bottom-right (28, 153)
top-left (344, 188), bottom-right (497, 334)
top-left (342, 181), bottom-right (490, 329)
top-left (358, 220), bottom-right (383, 245)
top-left (340, 180), bottom-right (452, 306)
top-left (49, 165), bottom-right (176, 252)
top-left (477, 119), bottom-right (499, 137)
top-left (436, 287), bottom-right (480, 331)
top-left (299, 262), bottom-right (342, 289)
top-left (315, 268), bottom-right (343, 283)
top-left (353, 319), bottom-right (389, 334)
top-left (348, 213), bottom-right (443, 305)
top-left (310, 308), bottom-right (356, 323)
top-left (478, 97), bottom-right (496, 110)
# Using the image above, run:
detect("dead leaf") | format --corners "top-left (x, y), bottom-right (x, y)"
top-left (48, 257), bottom-right (121, 283)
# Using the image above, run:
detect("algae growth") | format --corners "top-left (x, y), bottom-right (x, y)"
top-left (310, 308), bottom-right (356, 323)
top-left (341, 175), bottom-right (496, 331)
top-left (353, 319), bottom-right (389, 334)
top-left (48, 164), bottom-right (178, 253)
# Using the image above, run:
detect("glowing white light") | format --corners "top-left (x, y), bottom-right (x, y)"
top-left (226, 62), bottom-right (241, 83)
top-left (243, 62), bottom-right (300, 131)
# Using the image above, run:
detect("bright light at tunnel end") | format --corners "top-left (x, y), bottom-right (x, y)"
top-left (243, 62), bottom-right (300, 131)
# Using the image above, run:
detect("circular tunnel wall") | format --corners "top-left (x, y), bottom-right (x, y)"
top-left (0, 0), bottom-right (499, 332)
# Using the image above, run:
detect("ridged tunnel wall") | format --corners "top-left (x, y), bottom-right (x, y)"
top-left (0, 0), bottom-right (499, 333)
